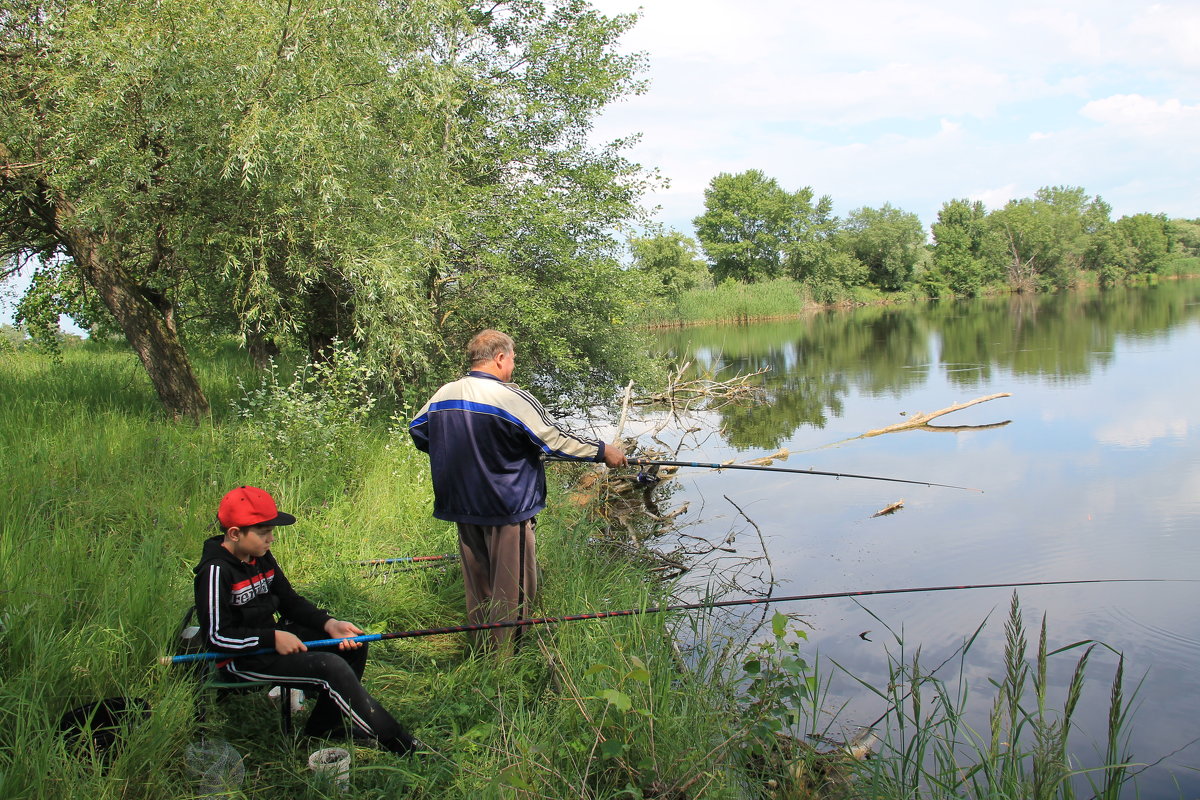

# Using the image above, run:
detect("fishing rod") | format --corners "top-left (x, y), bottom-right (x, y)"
top-left (546, 456), bottom-right (981, 492)
top-left (356, 553), bottom-right (459, 567)
top-left (160, 578), bottom-right (1173, 665)
top-left (635, 457), bottom-right (981, 492)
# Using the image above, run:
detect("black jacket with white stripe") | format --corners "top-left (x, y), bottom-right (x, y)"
top-left (193, 535), bottom-right (331, 658)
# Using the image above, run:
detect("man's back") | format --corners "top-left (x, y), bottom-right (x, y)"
top-left (410, 371), bottom-right (604, 525)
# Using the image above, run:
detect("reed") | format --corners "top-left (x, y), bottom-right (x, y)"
top-left (840, 593), bottom-right (1139, 799)
top-left (642, 278), bottom-right (932, 326)
top-left (644, 279), bottom-right (818, 326)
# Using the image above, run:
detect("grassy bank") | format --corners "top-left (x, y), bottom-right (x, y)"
top-left (641, 278), bottom-right (937, 328)
top-left (641, 268), bottom-right (1200, 328)
top-left (0, 343), bottom-right (774, 798)
top-left (1, 343), bottom-right (1149, 798)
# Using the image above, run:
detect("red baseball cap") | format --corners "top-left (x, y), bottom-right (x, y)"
top-left (217, 486), bottom-right (297, 529)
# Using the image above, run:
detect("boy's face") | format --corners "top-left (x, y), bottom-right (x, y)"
top-left (225, 524), bottom-right (276, 561)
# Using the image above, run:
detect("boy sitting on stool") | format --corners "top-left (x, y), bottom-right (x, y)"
top-left (195, 486), bottom-right (423, 755)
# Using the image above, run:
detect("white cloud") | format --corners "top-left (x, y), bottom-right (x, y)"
top-left (744, 62), bottom-right (1018, 124)
top-left (969, 184), bottom-right (1021, 211)
top-left (1128, 3), bottom-right (1200, 69)
top-left (1081, 94), bottom-right (1200, 133)
top-left (1095, 417), bottom-right (1189, 448)
top-left (588, 0), bottom-right (1200, 232)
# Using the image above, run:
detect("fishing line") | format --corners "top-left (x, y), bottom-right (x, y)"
top-left (161, 578), bottom-right (1183, 665)
top-left (630, 457), bottom-right (982, 492)
top-left (545, 455), bottom-right (982, 492)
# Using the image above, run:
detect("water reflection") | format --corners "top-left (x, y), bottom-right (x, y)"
top-left (655, 281), bottom-right (1200, 452)
top-left (648, 278), bottom-right (1200, 797)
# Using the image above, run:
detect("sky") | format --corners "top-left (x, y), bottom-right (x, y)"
top-left (587, 0), bottom-right (1200, 237)
top-left (5, 0), bottom-right (1197, 330)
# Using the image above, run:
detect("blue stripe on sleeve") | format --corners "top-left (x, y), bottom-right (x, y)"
top-left (425, 398), bottom-right (591, 459)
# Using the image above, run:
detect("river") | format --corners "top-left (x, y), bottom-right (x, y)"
top-left (645, 278), bottom-right (1200, 797)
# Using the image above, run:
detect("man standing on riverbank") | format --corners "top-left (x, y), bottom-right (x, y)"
top-left (409, 329), bottom-right (627, 652)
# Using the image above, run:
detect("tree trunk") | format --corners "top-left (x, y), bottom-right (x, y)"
top-left (247, 327), bottom-right (279, 369)
top-left (302, 275), bottom-right (353, 361)
top-left (57, 210), bottom-right (210, 419)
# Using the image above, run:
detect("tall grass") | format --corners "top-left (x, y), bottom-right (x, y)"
top-left (643, 279), bottom-right (818, 326)
top-left (1, 344), bottom-right (1152, 798)
top-left (0, 343), bottom-right (754, 798)
top-left (641, 279), bottom-right (924, 327)
top-left (840, 593), bottom-right (1139, 800)
top-left (1160, 255), bottom-right (1200, 278)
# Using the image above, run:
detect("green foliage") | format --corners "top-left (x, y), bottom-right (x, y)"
top-left (682, 173), bottom-right (1196, 302)
top-left (693, 170), bottom-right (836, 285)
top-left (740, 612), bottom-right (821, 753)
top-left (0, 324), bottom-right (26, 353)
top-left (1, 0), bottom-right (656, 416)
top-left (629, 228), bottom-right (713, 298)
top-left (929, 198), bottom-right (1006, 296)
top-left (988, 186), bottom-right (1111, 291)
top-left (1114, 213), bottom-right (1173, 273)
top-left (395, 0), bottom-right (661, 408)
top-left (1169, 218), bottom-right (1200, 255)
top-left (835, 203), bottom-right (926, 291)
top-left (231, 340), bottom-right (378, 475)
top-left (803, 249), bottom-right (868, 303)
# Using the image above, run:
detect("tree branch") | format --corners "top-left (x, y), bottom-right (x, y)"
top-left (855, 393), bottom-right (1012, 438)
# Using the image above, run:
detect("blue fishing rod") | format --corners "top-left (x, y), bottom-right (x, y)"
top-left (160, 578), bottom-right (1177, 665)
top-left (546, 455), bottom-right (982, 492)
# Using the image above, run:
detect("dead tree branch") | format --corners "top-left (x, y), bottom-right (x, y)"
top-left (856, 393), bottom-right (1012, 438)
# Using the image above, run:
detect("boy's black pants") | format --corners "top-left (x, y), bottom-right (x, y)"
top-left (221, 623), bottom-right (415, 752)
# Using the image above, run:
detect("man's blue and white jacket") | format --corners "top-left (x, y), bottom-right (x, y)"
top-left (409, 371), bottom-right (607, 526)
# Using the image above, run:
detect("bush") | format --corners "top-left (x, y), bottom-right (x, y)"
top-left (232, 340), bottom-right (378, 475)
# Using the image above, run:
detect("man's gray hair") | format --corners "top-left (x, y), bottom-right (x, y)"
top-left (467, 329), bottom-right (515, 365)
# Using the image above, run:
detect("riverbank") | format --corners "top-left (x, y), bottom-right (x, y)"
top-left (0, 343), bottom-right (818, 798)
top-left (641, 269), bottom-right (1200, 328)
top-left (1, 341), bottom-right (1153, 798)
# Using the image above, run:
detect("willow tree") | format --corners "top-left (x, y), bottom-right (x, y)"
top-left (402, 1), bottom-right (657, 407)
top-left (836, 203), bottom-right (926, 291)
top-left (1, 0), bottom-right (653, 417)
top-left (930, 198), bottom-right (1005, 296)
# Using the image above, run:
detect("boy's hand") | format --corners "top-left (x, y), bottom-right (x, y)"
top-left (324, 619), bottom-right (366, 651)
top-left (274, 630), bottom-right (307, 655)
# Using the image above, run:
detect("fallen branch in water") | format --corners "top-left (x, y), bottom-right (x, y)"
top-left (741, 448), bottom-right (789, 466)
top-left (857, 393), bottom-right (1012, 438)
top-left (920, 420), bottom-right (1012, 433)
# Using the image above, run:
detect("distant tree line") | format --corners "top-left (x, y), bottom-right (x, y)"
top-left (630, 170), bottom-right (1200, 301)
